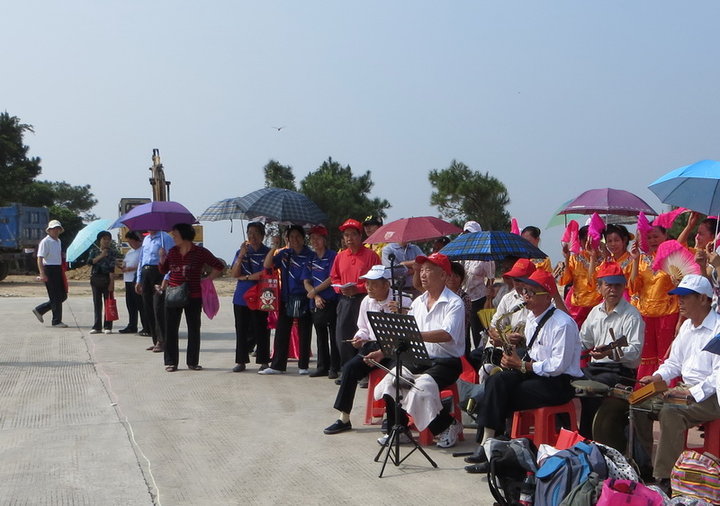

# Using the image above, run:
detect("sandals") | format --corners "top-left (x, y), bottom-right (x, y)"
top-left (188, 365), bottom-right (203, 371)
top-left (165, 365), bottom-right (177, 372)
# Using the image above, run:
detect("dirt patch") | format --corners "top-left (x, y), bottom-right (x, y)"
top-left (0, 274), bottom-right (239, 298)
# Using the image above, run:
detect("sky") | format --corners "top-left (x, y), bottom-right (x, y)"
top-left (4, 1), bottom-right (720, 264)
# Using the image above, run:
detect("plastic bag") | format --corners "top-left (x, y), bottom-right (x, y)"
top-left (201, 278), bottom-right (220, 319)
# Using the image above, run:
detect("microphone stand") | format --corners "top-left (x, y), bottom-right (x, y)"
top-left (386, 253), bottom-right (404, 313)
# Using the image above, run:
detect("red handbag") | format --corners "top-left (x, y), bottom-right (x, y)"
top-left (105, 294), bottom-right (119, 321)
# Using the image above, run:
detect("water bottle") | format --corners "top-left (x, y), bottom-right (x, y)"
top-left (518, 471), bottom-right (535, 506)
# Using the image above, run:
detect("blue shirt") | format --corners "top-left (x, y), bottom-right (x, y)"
top-left (302, 249), bottom-right (338, 308)
top-left (382, 242), bottom-right (424, 289)
top-left (136, 231), bottom-right (173, 283)
top-left (272, 246), bottom-right (313, 301)
top-left (232, 244), bottom-right (271, 306)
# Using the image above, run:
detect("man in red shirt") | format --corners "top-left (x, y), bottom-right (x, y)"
top-left (330, 218), bottom-right (381, 365)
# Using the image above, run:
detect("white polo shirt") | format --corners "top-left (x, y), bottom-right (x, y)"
top-left (37, 235), bottom-right (62, 266)
top-left (526, 305), bottom-right (583, 378)
top-left (409, 286), bottom-right (465, 358)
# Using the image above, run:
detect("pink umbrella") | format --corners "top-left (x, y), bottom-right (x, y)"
top-left (364, 216), bottom-right (462, 244)
top-left (559, 188), bottom-right (657, 217)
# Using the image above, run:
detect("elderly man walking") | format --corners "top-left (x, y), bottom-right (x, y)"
top-left (32, 220), bottom-right (68, 328)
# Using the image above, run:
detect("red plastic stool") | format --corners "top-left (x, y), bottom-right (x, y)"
top-left (510, 399), bottom-right (579, 446)
top-left (685, 418), bottom-right (720, 456)
top-left (412, 383), bottom-right (465, 446)
top-left (363, 368), bottom-right (387, 425)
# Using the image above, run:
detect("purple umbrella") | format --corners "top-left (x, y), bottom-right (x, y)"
top-left (110, 201), bottom-right (197, 231)
top-left (558, 188), bottom-right (657, 217)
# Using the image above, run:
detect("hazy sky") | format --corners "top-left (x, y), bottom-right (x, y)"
top-left (4, 1), bottom-right (720, 263)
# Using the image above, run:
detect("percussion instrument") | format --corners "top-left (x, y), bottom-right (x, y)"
top-left (572, 379), bottom-right (610, 398)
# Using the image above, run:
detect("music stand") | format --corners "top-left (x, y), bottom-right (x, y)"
top-left (367, 311), bottom-right (437, 477)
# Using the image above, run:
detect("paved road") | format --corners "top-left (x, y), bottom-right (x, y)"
top-left (0, 296), bottom-right (493, 505)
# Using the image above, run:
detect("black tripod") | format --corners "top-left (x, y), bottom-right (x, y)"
top-left (367, 311), bottom-right (437, 477)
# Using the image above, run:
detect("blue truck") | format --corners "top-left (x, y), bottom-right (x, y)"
top-left (0, 204), bottom-right (50, 281)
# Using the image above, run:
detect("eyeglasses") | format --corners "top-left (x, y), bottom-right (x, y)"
top-left (520, 287), bottom-right (549, 297)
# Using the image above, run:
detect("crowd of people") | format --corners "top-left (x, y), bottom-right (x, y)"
top-left (30, 210), bottom-right (720, 493)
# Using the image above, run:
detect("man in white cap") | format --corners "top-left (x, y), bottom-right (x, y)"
top-left (323, 265), bottom-right (411, 435)
top-left (32, 220), bottom-right (68, 327)
top-left (461, 221), bottom-right (495, 350)
top-left (639, 274), bottom-right (720, 493)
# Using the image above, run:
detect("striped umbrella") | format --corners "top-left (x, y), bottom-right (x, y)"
top-left (439, 230), bottom-right (547, 261)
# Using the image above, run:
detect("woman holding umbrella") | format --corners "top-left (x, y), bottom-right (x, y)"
top-left (159, 223), bottom-right (224, 372)
top-left (88, 231), bottom-right (118, 334)
top-left (259, 225), bottom-right (313, 375)
top-left (230, 222), bottom-right (271, 373)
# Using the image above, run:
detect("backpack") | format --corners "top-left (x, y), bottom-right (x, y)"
top-left (535, 441), bottom-right (608, 506)
top-left (484, 437), bottom-right (538, 506)
top-left (671, 450), bottom-right (720, 504)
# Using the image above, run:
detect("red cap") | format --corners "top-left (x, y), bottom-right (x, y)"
top-left (415, 253), bottom-right (452, 275)
top-left (339, 219), bottom-right (363, 232)
top-left (309, 225), bottom-right (328, 237)
top-left (516, 269), bottom-right (558, 296)
top-left (504, 258), bottom-right (536, 278)
top-left (595, 261), bottom-right (626, 284)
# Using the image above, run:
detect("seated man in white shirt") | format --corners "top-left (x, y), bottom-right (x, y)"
top-left (579, 261), bottom-right (645, 438)
top-left (323, 265), bottom-right (411, 435)
top-left (373, 253), bottom-right (466, 448)
top-left (466, 269), bottom-right (583, 472)
top-left (639, 274), bottom-right (720, 491)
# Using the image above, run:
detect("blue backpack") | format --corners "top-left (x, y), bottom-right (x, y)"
top-left (535, 441), bottom-right (608, 506)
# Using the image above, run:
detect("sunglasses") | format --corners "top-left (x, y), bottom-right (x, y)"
top-left (520, 287), bottom-right (549, 297)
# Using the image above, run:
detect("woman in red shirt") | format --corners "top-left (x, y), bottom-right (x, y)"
top-left (159, 223), bottom-right (224, 372)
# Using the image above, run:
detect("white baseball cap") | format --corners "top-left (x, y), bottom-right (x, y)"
top-left (46, 220), bottom-right (63, 232)
top-left (668, 274), bottom-right (713, 298)
top-left (359, 265), bottom-right (391, 280)
top-left (463, 220), bottom-right (482, 233)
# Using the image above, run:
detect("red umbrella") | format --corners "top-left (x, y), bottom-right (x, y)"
top-left (364, 216), bottom-right (462, 244)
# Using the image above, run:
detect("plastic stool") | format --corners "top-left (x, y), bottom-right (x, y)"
top-left (459, 355), bottom-right (479, 384)
top-left (363, 368), bottom-right (387, 425)
top-left (413, 383), bottom-right (465, 446)
top-left (685, 418), bottom-right (720, 456)
top-left (510, 399), bottom-right (579, 446)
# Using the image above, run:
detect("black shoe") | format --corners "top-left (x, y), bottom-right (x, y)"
top-left (118, 327), bottom-right (137, 334)
top-left (334, 378), bottom-right (342, 386)
top-left (465, 463), bottom-right (489, 474)
top-left (309, 369), bottom-right (328, 377)
top-left (328, 370), bottom-right (339, 380)
top-left (464, 446), bottom-right (487, 464)
top-left (324, 420), bottom-right (352, 435)
top-left (232, 363), bottom-right (246, 373)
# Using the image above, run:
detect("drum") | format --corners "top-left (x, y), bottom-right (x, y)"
top-left (593, 396), bottom-right (629, 453)
top-left (572, 379), bottom-right (610, 398)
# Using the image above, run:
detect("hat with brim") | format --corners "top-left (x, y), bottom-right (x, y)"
top-left (46, 220), bottom-right (63, 232)
top-left (415, 253), bottom-right (452, 275)
top-left (339, 219), bottom-right (363, 233)
top-left (516, 269), bottom-right (558, 295)
top-left (668, 274), bottom-right (713, 298)
top-left (596, 261), bottom-right (627, 285)
top-left (504, 258), bottom-right (536, 278)
top-left (359, 265), bottom-right (391, 280)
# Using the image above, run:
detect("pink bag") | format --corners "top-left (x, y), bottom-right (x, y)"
top-left (596, 479), bottom-right (664, 506)
top-left (201, 278), bottom-right (220, 319)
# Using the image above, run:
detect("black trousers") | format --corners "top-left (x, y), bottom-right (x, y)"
top-left (335, 295), bottom-right (364, 366)
top-left (384, 357), bottom-right (462, 436)
top-left (35, 265), bottom-right (67, 325)
top-left (90, 274), bottom-right (113, 331)
top-left (123, 281), bottom-right (146, 331)
top-left (333, 342), bottom-right (387, 414)
top-left (164, 297), bottom-right (202, 367)
top-left (312, 300), bottom-right (340, 373)
top-left (270, 301), bottom-right (313, 371)
top-left (579, 363), bottom-right (636, 439)
top-left (476, 369), bottom-right (575, 439)
top-left (140, 266), bottom-right (165, 345)
top-left (233, 304), bottom-right (270, 365)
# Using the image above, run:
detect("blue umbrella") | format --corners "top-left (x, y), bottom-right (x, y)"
top-left (197, 197), bottom-right (245, 222)
top-left (648, 160), bottom-right (720, 215)
top-left (439, 230), bottom-right (547, 261)
top-left (66, 218), bottom-right (114, 263)
top-left (236, 187), bottom-right (327, 225)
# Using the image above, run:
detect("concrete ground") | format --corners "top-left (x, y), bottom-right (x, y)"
top-left (0, 296), bottom-right (493, 505)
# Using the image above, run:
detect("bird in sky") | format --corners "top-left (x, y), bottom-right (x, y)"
top-left (271, 126), bottom-right (285, 131)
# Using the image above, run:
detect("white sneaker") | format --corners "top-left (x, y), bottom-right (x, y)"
top-left (298, 369), bottom-right (310, 375)
top-left (89, 329), bottom-right (101, 334)
top-left (103, 329), bottom-right (112, 334)
top-left (257, 367), bottom-right (284, 375)
top-left (436, 419), bottom-right (462, 448)
top-left (377, 431), bottom-right (412, 446)
top-left (52, 322), bottom-right (68, 328)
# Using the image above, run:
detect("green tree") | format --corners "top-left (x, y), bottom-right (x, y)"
top-left (300, 157), bottom-right (390, 248)
top-left (263, 159), bottom-right (296, 190)
top-left (429, 160), bottom-right (511, 231)
top-left (0, 112), bottom-right (42, 206)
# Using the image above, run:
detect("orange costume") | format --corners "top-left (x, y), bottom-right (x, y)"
top-left (559, 251), bottom-right (602, 327)
top-left (532, 256), bottom-right (553, 273)
top-left (629, 252), bottom-right (680, 379)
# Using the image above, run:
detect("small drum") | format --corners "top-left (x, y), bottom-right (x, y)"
top-left (572, 379), bottom-right (610, 398)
